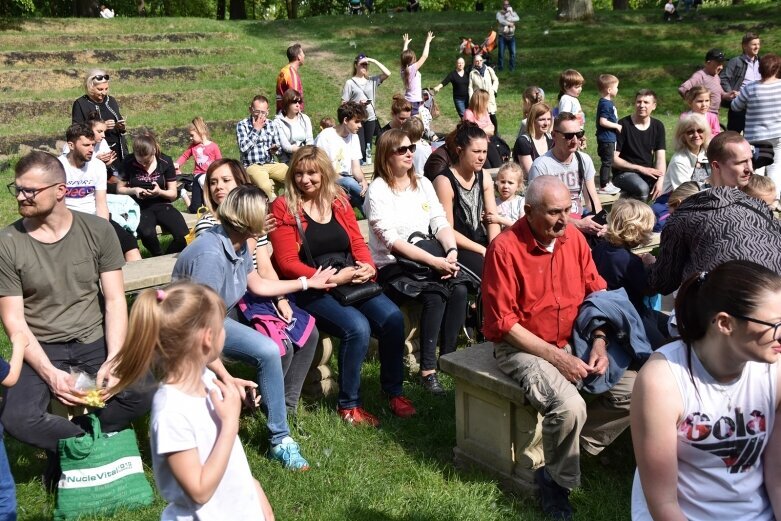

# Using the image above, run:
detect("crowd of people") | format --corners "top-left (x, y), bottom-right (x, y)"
top-left (0, 15), bottom-right (780, 521)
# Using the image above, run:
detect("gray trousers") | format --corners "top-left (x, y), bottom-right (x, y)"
top-left (494, 341), bottom-right (635, 490)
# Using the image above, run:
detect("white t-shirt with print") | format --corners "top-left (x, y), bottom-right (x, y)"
top-left (151, 369), bottom-right (263, 521)
top-left (528, 150), bottom-right (595, 215)
top-left (58, 155), bottom-right (107, 215)
top-left (314, 127), bottom-right (361, 177)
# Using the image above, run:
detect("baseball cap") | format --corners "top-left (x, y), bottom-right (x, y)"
top-left (355, 53), bottom-right (369, 64)
top-left (705, 48), bottom-right (725, 62)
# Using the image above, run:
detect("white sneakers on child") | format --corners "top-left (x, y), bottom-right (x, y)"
top-left (598, 182), bottom-right (621, 195)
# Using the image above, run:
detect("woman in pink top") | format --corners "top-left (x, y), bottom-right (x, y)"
top-left (401, 31), bottom-right (434, 116)
top-left (175, 116), bottom-right (222, 213)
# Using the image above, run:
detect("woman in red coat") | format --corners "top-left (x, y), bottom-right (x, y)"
top-left (270, 146), bottom-right (416, 426)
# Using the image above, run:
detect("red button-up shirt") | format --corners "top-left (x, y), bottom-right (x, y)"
top-left (481, 217), bottom-right (606, 348)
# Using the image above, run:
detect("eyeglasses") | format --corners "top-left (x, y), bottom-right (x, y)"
top-left (394, 144), bottom-right (417, 155)
top-left (90, 74), bottom-right (110, 82)
top-left (7, 182), bottom-right (61, 199)
top-left (251, 110), bottom-right (269, 116)
top-left (731, 313), bottom-right (781, 339)
top-left (555, 130), bottom-right (585, 140)
top-left (292, 98), bottom-right (303, 104)
top-left (686, 129), bottom-right (705, 136)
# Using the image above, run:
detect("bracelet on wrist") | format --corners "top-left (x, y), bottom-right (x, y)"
top-left (445, 247), bottom-right (458, 256)
top-left (298, 276), bottom-right (308, 291)
top-left (591, 333), bottom-right (609, 347)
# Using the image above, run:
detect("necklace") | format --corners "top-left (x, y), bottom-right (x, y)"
top-left (710, 380), bottom-right (736, 411)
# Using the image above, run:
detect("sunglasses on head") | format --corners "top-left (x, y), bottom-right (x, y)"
top-left (91, 74), bottom-right (110, 82)
top-left (394, 144), bottom-right (417, 155)
top-left (555, 130), bottom-right (585, 140)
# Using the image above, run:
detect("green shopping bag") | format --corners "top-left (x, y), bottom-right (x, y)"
top-left (54, 414), bottom-right (154, 520)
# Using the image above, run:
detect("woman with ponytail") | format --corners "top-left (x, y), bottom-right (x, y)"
top-left (111, 282), bottom-right (275, 520)
top-left (631, 260), bottom-right (781, 521)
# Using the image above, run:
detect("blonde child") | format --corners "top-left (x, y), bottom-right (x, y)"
top-left (110, 282), bottom-right (275, 521)
top-left (485, 162), bottom-right (524, 228)
top-left (557, 69), bottom-right (585, 129)
top-left (681, 85), bottom-right (721, 137)
top-left (742, 174), bottom-right (777, 209)
top-left (0, 333), bottom-right (28, 519)
top-left (175, 117), bottom-right (222, 213)
top-left (592, 199), bottom-right (668, 346)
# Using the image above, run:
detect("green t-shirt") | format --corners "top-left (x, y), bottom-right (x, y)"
top-left (0, 211), bottom-right (125, 344)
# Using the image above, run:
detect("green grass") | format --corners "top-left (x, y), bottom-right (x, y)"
top-left (0, 4), bottom-right (779, 519)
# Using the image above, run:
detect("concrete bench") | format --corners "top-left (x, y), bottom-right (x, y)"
top-left (439, 342), bottom-right (543, 496)
top-left (122, 253), bottom-right (177, 293)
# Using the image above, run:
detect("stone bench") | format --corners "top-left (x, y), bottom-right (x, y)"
top-left (439, 342), bottom-right (543, 496)
top-left (122, 253), bottom-right (178, 293)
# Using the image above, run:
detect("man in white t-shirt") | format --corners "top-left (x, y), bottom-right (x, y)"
top-left (314, 101), bottom-right (368, 207)
top-left (528, 112), bottom-right (604, 237)
top-left (58, 122), bottom-right (109, 218)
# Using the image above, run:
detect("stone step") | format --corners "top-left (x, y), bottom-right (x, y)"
top-left (0, 32), bottom-right (232, 51)
top-left (0, 46), bottom-right (243, 67)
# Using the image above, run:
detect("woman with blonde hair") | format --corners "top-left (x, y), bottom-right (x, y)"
top-left (513, 102), bottom-right (553, 175)
top-left (464, 89), bottom-right (501, 169)
top-left (72, 68), bottom-right (128, 172)
top-left (592, 198), bottom-right (668, 347)
top-left (270, 146), bottom-right (416, 426)
top-left (364, 129), bottom-right (467, 395)
top-left (662, 113), bottom-right (712, 194)
top-left (173, 184), bottom-right (335, 470)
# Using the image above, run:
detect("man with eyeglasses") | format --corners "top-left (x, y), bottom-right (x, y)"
top-left (649, 131), bottom-right (781, 296)
top-left (236, 94), bottom-right (286, 201)
top-left (0, 151), bottom-right (153, 488)
top-left (528, 112), bottom-right (605, 237)
top-left (611, 89), bottom-right (667, 200)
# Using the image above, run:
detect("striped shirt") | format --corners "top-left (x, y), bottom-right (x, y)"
top-left (731, 80), bottom-right (781, 142)
top-left (194, 213), bottom-right (268, 270)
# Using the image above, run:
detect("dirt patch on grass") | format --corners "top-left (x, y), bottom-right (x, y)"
top-left (0, 47), bottom-right (235, 67)
top-left (0, 65), bottom-right (221, 93)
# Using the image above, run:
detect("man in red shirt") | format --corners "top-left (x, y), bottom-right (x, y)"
top-left (276, 43), bottom-right (305, 114)
top-left (482, 176), bottom-right (634, 521)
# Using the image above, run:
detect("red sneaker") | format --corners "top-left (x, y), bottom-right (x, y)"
top-left (389, 395), bottom-right (417, 418)
top-left (337, 406), bottom-right (380, 427)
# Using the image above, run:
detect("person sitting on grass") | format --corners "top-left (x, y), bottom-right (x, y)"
top-left (110, 282), bottom-right (276, 521)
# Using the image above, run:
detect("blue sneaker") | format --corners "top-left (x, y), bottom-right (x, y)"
top-left (269, 436), bottom-right (310, 471)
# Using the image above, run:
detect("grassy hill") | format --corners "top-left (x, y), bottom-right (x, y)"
top-left (0, 5), bottom-right (779, 519)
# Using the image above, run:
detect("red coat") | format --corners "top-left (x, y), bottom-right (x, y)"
top-left (269, 195), bottom-right (375, 280)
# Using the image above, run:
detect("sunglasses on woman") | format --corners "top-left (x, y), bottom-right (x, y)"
top-left (394, 144), bottom-right (417, 155)
top-left (292, 98), bottom-right (303, 104)
top-left (686, 128), bottom-right (705, 136)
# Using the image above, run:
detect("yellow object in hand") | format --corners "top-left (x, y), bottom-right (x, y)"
top-left (84, 389), bottom-right (105, 408)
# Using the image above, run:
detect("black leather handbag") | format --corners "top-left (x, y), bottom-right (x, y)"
top-left (294, 212), bottom-right (382, 306)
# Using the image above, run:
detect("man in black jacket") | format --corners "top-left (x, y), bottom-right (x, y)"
top-left (720, 32), bottom-right (761, 133)
top-left (648, 131), bottom-right (781, 295)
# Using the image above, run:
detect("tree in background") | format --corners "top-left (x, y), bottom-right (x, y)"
top-left (558, 0), bottom-right (593, 20)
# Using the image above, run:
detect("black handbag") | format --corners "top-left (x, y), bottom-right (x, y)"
top-left (294, 212), bottom-right (382, 306)
top-left (396, 231), bottom-right (446, 281)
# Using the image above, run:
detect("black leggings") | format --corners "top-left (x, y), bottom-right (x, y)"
top-left (188, 174), bottom-right (205, 213)
top-left (109, 218), bottom-right (138, 254)
top-left (356, 119), bottom-right (378, 162)
top-left (137, 203), bottom-right (189, 256)
top-left (0, 338), bottom-right (154, 452)
top-left (385, 282), bottom-right (469, 372)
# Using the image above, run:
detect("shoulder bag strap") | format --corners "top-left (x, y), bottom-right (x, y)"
top-left (351, 78), bottom-right (377, 117)
top-left (294, 212), bottom-right (316, 266)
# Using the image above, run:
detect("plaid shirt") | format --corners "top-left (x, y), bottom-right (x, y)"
top-left (236, 117), bottom-right (281, 166)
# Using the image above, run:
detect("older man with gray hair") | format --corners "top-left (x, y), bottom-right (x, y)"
top-left (482, 176), bottom-right (635, 521)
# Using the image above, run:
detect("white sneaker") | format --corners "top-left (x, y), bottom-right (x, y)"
top-left (598, 182), bottom-right (621, 195)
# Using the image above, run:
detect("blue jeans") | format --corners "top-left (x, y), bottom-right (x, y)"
top-left (497, 36), bottom-right (516, 71)
top-left (298, 291), bottom-right (405, 408)
top-left (0, 436), bottom-right (16, 521)
top-left (454, 97), bottom-right (468, 119)
top-left (337, 175), bottom-right (365, 209)
top-left (222, 317), bottom-right (290, 445)
top-left (612, 171), bottom-right (653, 200)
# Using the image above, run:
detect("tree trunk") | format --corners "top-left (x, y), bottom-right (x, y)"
top-left (286, 0), bottom-right (298, 18)
top-left (216, 0), bottom-right (226, 18)
top-left (557, 0), bottom-right (593, 21)
top-left (612, 0), bottom-right (628, 10)
top-left (229, 0), bottom-right (247, 19)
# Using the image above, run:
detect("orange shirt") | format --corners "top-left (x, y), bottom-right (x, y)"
top-left (276, 63), bottom-right (303, 113)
